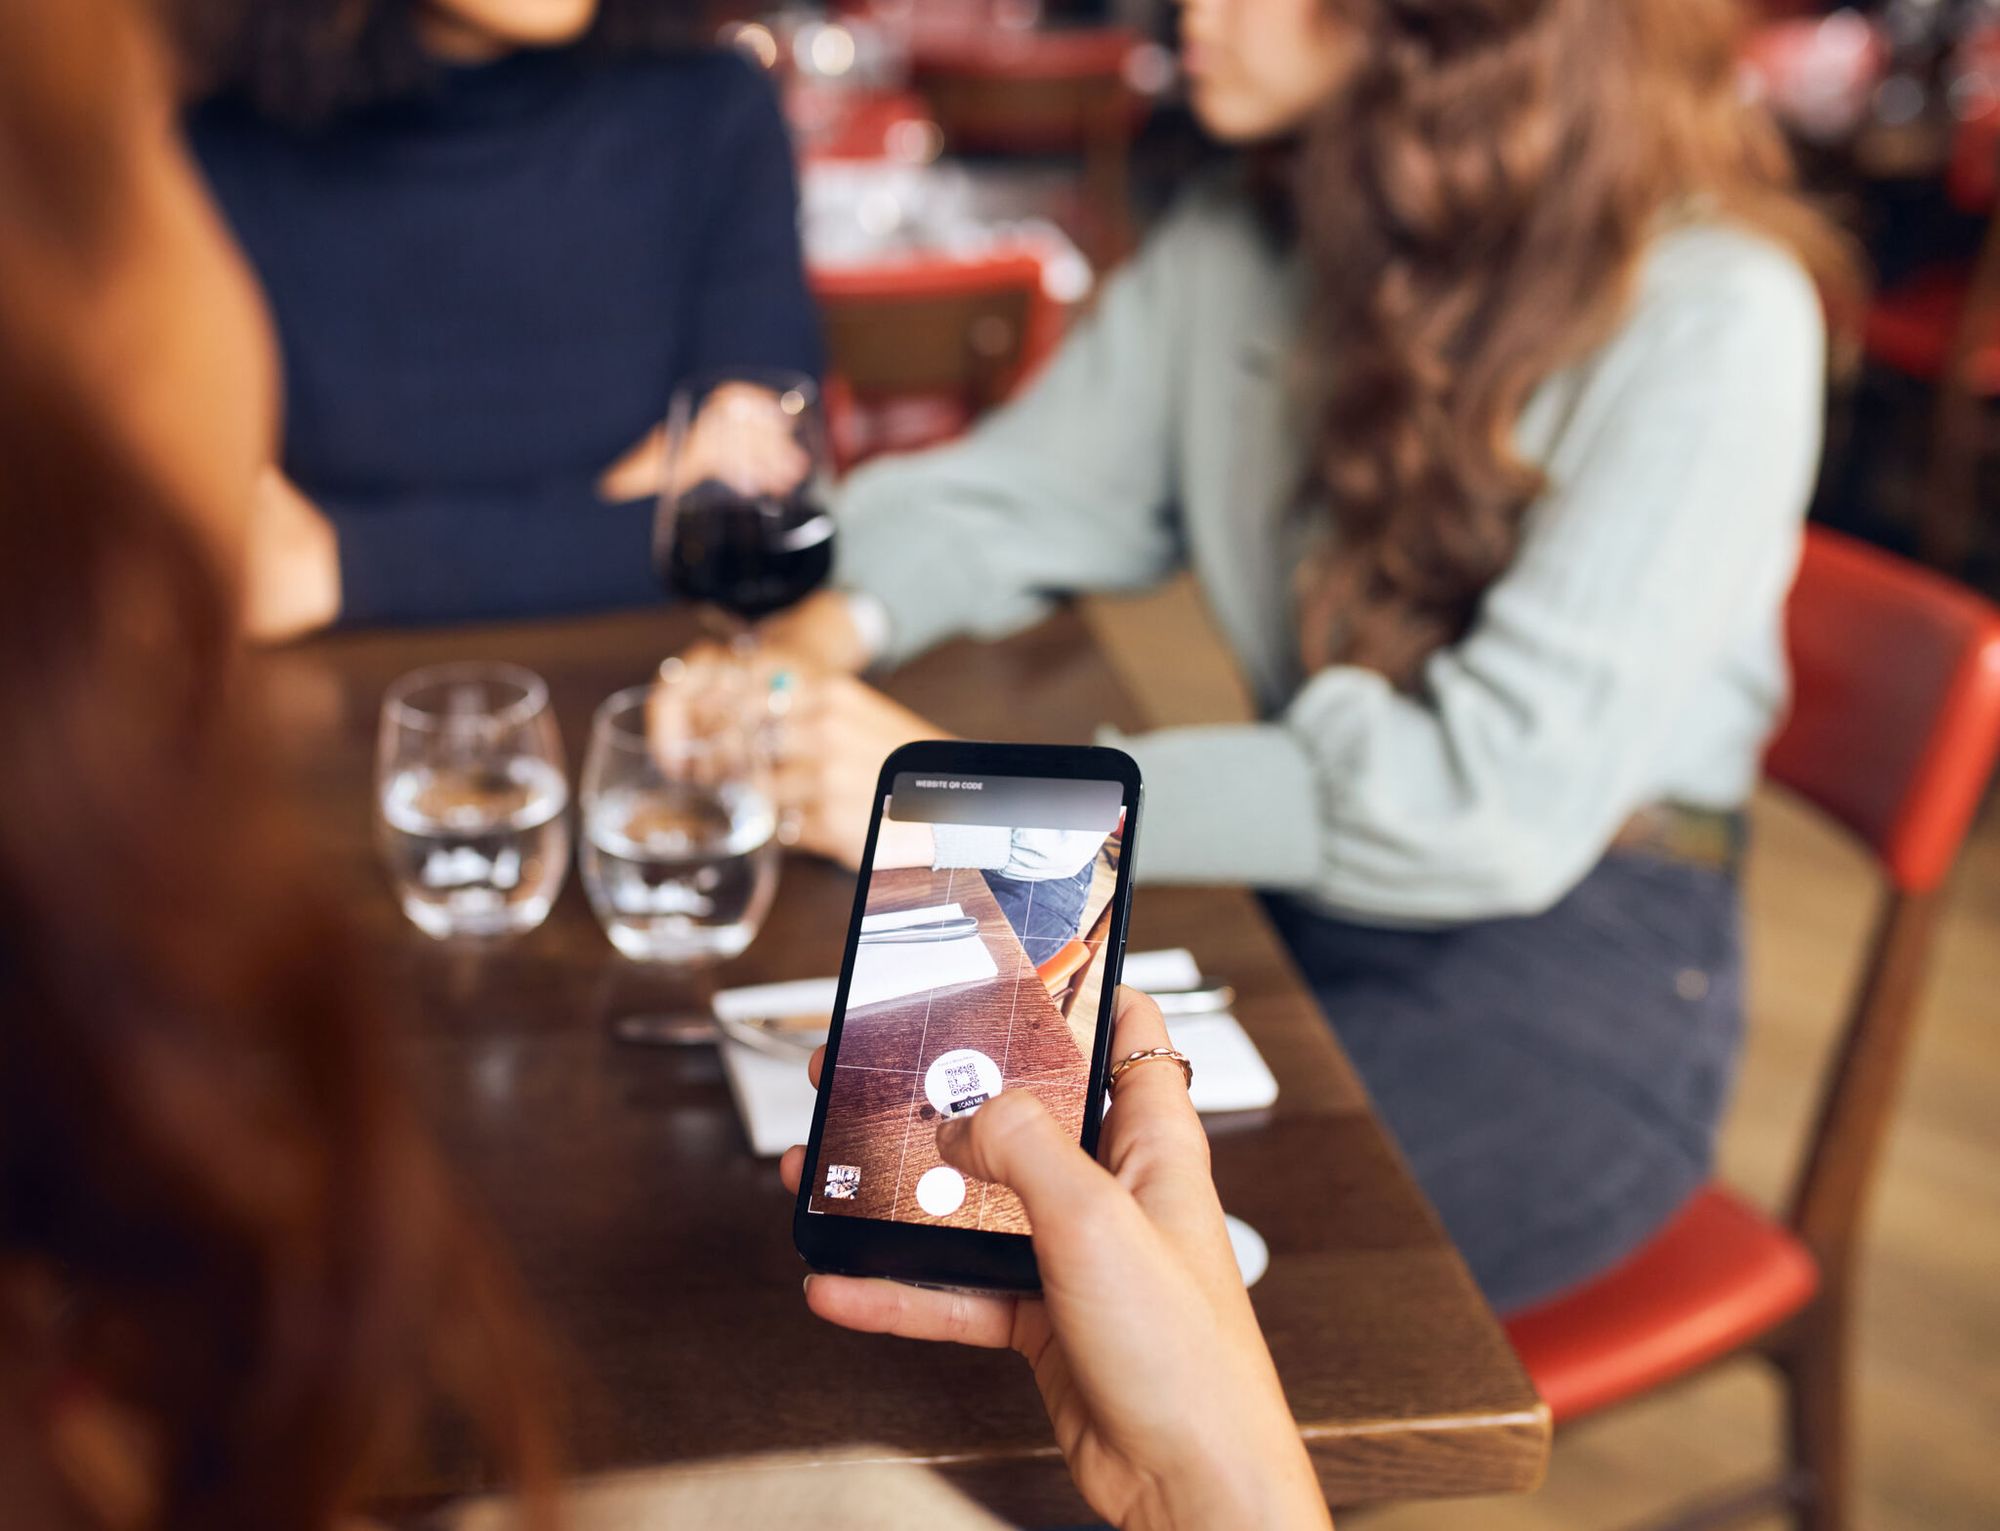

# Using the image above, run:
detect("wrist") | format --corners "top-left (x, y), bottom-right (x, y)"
top-left (299, 503), bottom-right (341, 627)
top-left (246, 482), bottom-right (341, 641)
top-left (840, 588), bottom-right (891, 670)
top-left (1132, 1405), bottom-right (1328, 1531)
top-left (755, 588), bottom-right (875, 675)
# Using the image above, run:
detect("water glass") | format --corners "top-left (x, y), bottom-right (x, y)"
top-left (579, 680), bottom-right (781, 964)
top-left (376, 663), bottom-right (570, 939)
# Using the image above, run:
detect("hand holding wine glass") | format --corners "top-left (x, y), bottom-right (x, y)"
top-left (765, 670), bottom-right (951, 870)
top-left (602, 384), bottom-right (815, 505)
top-left (655, 369), bottom-right (835, 633)
top-left (755, 587), bottom-right (880, 676)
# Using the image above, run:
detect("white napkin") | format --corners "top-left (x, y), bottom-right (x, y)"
top-left (1114, 949), bottom-right (1279, 1112)
top-left (849, 903), bottom-right (998, 1009)
top-left (1171, 1014), bottom-right (1280, 1114)
top-left (720, 1041), bottom-right (825, 1158)
top-left (717, 948), bottom-right (1279, 1157)
top-left (1119, 947), bottom-right (1202, 991)
top-left (713, 977), bottom-right (838, 1029)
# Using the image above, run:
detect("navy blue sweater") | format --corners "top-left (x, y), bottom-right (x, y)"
top-left (190, 48), bottom-right (823, 626)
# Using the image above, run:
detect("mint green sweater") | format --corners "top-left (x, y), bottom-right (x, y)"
top-left (833, 187), bottom-right (1827, 924)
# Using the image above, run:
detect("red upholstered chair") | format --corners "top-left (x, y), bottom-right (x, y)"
top-left (813, 251), bottom-right (1063, 468)
top-left (1506, 528), bottom-right (2000, 1530)
top-left (1032, 817), bottom-right (1122, 1018)
top-left (798, 88), bottom-right (940, 165)
top-left (1034, 902), bottom-right (1112, 1021)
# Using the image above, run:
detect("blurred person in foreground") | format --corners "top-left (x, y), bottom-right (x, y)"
top-left (168, 0), bottom-right (823, 639)
top-left (735, 0), bottom-right (1853, 1314)
top-left (0, 10), bottom-right (1330, 1528)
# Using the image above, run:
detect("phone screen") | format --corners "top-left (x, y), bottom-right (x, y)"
top-left (804, 768), bottom-right (1130, 1235)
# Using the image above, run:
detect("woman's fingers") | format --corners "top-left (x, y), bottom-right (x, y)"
top-left (1105, 985), bottom-right (1176, 1070)
top-left (803, 1273), bottom-right (1016, 1350)
top-left (1097, 990), bottom-right (1244, 1308)
top-left (1100, 988), bottom-right (1204, 1146)
top-left (677, 384), bottom-right (813, 499)
top-left (597, 422), bottom-right (669, 503)
top-left (646, 653), bottom-right (748, 763)
top-left (779, 1050), bottom-right (826, 1192)
top-left (1099, 986), bottom-right (1210, 1178)
top-left (936, 1090), bottom-right (1122, 1246)
top-left (779, 1143), bottom-right (806, 1194)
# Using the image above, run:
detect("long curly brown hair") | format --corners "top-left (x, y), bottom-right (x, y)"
top-left (0, 4), bottom-right (559, 1527)
top-left (1294, 0), bottom-right (1852, 687)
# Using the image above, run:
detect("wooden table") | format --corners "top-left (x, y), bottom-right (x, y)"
top-left (258, 607), bottom-right (1549, 1520)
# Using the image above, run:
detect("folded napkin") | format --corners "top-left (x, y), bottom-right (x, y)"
top-left (720, 1042), bottom-right (825, 1158)
top-left (849, 903), bottom-right (998, 1009)
top-left (1114, 949), bottom-right (1281, 1114)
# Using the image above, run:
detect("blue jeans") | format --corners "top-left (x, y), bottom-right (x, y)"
top-left (983, 862), bottom-right (1095, 968)
top-left (1263, 849), bottom-right (1744, 1314)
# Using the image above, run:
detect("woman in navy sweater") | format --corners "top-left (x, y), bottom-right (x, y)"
top-left (178, 0), bottom-right (824, 635)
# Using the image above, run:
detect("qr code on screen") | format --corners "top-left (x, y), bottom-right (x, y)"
top-left (824, 1165), bottom-right (860, 1199)
top-left (944, 1061), bottom-right (989, 1114)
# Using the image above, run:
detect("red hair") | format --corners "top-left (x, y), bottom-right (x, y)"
top-left (0, 4), bottom-right (559, 1526)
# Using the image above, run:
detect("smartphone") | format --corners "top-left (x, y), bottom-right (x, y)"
top-left (793, 740), bottom-right (1142, 1291)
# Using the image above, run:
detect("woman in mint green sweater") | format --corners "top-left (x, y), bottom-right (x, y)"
top-left (741, 0), bottom-right (1850, 1312)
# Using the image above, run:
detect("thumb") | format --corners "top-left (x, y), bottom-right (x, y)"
top-left (936, 1089), bottom-right (1115, 1237)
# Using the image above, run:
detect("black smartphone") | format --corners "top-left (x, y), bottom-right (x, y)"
top-left (793, 740), bottom-right (1142, 1291)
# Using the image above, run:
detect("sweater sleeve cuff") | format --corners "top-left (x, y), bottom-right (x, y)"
top-left (832, 462), bottom-right (1035, 664)
top-left (1096, 722), bottom-right (1325, 890)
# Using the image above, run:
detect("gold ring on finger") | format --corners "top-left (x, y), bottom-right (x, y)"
top-left (1108, 1047), bottom-right (1193, 1093)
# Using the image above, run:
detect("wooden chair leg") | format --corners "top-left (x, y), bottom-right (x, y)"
top-left (1775, 1293), bottom-right (1852, 1531)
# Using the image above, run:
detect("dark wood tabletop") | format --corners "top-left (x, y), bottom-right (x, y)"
top-left (256, 605), bottom-right (1549, 1520)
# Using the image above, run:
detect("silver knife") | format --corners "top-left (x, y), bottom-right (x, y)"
top-left (857, 916), bottom-right (981, 946)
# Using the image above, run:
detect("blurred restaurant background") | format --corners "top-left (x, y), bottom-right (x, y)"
top-left (726, 2), bottom-right (1998, 1526)
top-left (17, 0), bottom-right (1989, 1526)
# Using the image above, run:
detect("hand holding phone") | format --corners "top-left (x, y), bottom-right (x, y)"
top-left (779, 990), bottom-right (1332, 1531)
top-left (793, 742), bottom-right (1142, 1287)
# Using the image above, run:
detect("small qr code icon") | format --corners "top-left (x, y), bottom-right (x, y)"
top-left (945, 1062), bottom-right (981, 1096)
top-left (824, 1165), bottom-right (861, 1200)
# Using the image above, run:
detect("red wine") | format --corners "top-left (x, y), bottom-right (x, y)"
top-left (658, 482), bottom-right (836, 621)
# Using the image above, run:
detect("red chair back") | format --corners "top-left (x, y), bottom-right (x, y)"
top-left (1765, 528), bottom-right (2000, 894)
top-left (1766, 529), bottom-right (2000, 1266)
top-left (1501, 530), bottom-right (2000, 1531)
top-left (813, 252), bottom-right (1063, 466)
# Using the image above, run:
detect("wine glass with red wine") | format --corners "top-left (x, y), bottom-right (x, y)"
top-left (655, 368), bottom-right (835, 641)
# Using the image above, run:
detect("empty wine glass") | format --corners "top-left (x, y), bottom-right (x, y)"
top-left (579, 676), bottom-right (780, 964)
top-left (376, 663), bottom-right (570, 939)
